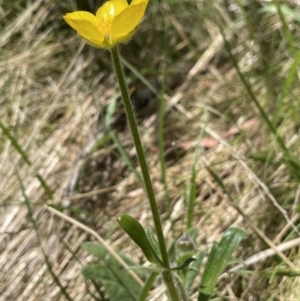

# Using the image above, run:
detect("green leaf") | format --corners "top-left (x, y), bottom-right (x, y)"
top-left (82, 242), bottom-right (146, 280)
top-left (145, 227), bottom-right (161, 260)
top-left (138, 272), bottom-right (158, 301)
top-left (0, 121), bottom-right (31, 165)
top-left (104, 96), bottom-right (117, 131)
top-left (110, 132), bottom-right (143, 185)
top-left (0, 122), bottom-right (53, 199)
top-left (171, 257), bottom-right (196, 271)
top-left (198, 227), bottom-right (246, 301)
top-left (82, 263), bottom-right (139, 301)
top-left (177, 251), bottom-right (195, 267)
top-left (117, 214), bottom-right (162, 265)
top-left (82, 242), bottom-right (136, 266)
top-left (82, 242), bottom-right (108, 259)
top-left (185, 252), bottom-right (205, 291)
top-left (258, 4), bottom-right (300, 23)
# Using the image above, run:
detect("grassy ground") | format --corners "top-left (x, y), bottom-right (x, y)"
top-left (1, 0), bottom-right (300, 300)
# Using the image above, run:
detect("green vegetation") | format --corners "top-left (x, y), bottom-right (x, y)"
top-left (1, 0), bottom-right (300, 300)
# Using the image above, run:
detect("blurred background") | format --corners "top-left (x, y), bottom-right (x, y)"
top-left (1, 0), bottom-right (300, 300)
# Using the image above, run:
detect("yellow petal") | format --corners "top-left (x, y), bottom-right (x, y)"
top-left (111, 0), bottom-right (148, 41)
top-left (130, 0), bottom-right (149, 5)
top-left (110, 0), bottom-right (129, 13)
top-left (96, 0), bottom-right (128, 20)
top-left (64, 0), bottom-right (148, 48)
top-left (64, 11), bottom-right (105, 46)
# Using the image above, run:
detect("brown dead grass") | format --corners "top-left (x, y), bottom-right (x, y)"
top-left (1, 0), bottom-right (300, 300)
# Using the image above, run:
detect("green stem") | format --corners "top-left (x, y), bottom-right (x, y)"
top-left (110, 46), bottom-right (179, 301)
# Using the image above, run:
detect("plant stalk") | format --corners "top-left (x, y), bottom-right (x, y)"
top-left (110, 46), bottom-right (179, 301)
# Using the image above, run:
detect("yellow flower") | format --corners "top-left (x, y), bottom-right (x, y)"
top-left (63, 0), bottom-right (149, 48)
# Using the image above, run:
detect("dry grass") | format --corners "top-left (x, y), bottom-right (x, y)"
top-left (1, 0), bottom-right (300, 300)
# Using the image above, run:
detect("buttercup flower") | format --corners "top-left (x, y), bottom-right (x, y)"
top-left (63, 0), bottom-right (149, 48)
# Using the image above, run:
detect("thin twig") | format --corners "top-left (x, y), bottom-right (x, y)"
top-left (227, 237), bottom-right (300, 273)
